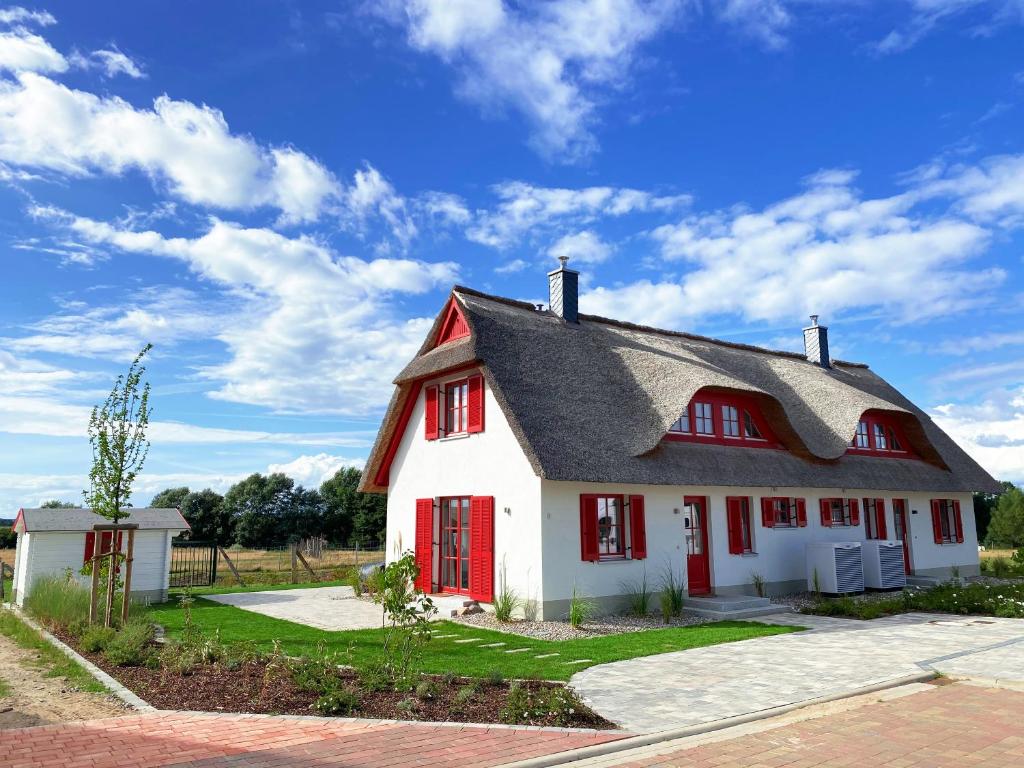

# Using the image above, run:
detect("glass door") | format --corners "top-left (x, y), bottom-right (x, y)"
top-left (440, 497), bottom-right (471, 593)
top-left (684, 496), bottom-right (711, 595)
top-left (892, 499), bottom-right (911, 574)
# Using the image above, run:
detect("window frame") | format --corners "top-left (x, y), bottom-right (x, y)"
top-left (666, 391), bottom-right (780, 449)
top-left (770, 497), bottom-right (798, 528)
top-left (581, 493), bottom-right (628, 560)
top-left (933, 499), bottom-right (961, 544)
top-left (727, 496), bottom-right (755, 554)
top-left (863, 498), bottom-right (886, 540)
top-left (443, 378), bottom-right (470, 436)
top-left (822, 498), bottom-right (855, 527)
top-left (848, 411), bottom-right (916, 458)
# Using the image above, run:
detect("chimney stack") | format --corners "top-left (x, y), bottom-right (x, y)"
top-left (548, 256), bottom-right (579, 323)
top-left (803, 315), bottom-right (831, 369)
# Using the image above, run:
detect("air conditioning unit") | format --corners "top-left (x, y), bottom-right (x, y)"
top-left (806, 542), bottom-right (864, 594)
top-left (862, 540), bottom-right (906, 590)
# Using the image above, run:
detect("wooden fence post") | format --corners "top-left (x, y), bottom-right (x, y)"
top-left (294, 549), bottom-right (318, 582)
top-left (290, 543), bottom-right (298, 584)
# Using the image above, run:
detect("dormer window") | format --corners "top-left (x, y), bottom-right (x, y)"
top-left (849, 411), bottom-right (914, 457)
top-left (667, 391), bottom-right (779, 448)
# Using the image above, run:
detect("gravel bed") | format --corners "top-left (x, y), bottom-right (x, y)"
top-left (770, 589), bottom-right (920, 611)
top-left (451, 612), bottom-right (710, 640)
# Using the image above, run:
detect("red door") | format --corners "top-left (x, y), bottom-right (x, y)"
top-left (683, 496), bottom-right (711, 595)
top-left (439, 497), bottom-right (471, 594)
top-left (892, 499), bottom-right (911, 574)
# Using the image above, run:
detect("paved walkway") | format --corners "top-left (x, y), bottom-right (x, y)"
top-left (569, 682), bottom-right (1024, 768)
top-left (0, 712), bottom-right (625, 768)
top-left (571, 612), bottom-right (1024, 732)
top-left (204, 586), bottom-right (475, 630)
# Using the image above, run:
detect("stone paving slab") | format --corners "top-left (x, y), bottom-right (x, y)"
top-left (203, 587), bottom-right (475, 631)
top-left (0, 712), bottom-right (627, 768)
top-left (575, 683), bottom-right (1024, 768)
top-left (571, 612), bottom-right (1024, 733)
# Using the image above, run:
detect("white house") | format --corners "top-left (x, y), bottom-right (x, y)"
top-left (360, 260), bottom-right (999, 619)
top-left (10, 507), bottom-right (190, 607)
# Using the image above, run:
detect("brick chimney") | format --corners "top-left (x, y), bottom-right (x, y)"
top-left (548, 256), bottom-right (579, 323)
top-left (803, 315), bottom-right (831, 369)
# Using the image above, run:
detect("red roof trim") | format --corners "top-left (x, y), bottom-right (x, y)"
top-left (433, 298), bottom-right (471, 348)
top-left (11, 508), bottom-right (24, 533)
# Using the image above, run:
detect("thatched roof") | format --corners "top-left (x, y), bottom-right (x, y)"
top-left (361, 287), bottom-right (999, 495)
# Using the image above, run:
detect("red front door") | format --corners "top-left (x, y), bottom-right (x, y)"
top-left (439, 497), bottom-right (471, 594)
top-left (892, 499), bottom-right (911, 574)
top-left (683, 496), bottom-right (711, 595)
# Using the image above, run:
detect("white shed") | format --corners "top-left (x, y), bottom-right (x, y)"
top-left (10, 507), bottom-right (190, 607)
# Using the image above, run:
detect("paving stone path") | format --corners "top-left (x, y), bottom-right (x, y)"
top-left (571, 612), bottom-right (1024, 732)
top-left (0, 712), bottom-right (627, 768)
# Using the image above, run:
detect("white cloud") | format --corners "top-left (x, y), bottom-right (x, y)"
top-left (388, 0), bottom-right (682, 160)
top-left (36, 208), bottom-right (459, 414)
top-left (581, 163), bottom-right (1008, 327)
top-left (931, 387), bottom-right (1024, 483)
top-left (548, 229), bottom-right (612, 264)
top-left (714, 0), bottom-right (792, 50)
top-left (69, 46), bottom-right (145, 79)
top-left (494, 258), bottom-right (529, 274)
top-left (267, 453), bottom-right (365, 489)
top-left (0, 7), bottom-right (56, 26)
top-left (0, 28), bottom-right (66, 73)
top-left (916, 154), bottom-right (1024, 224)
top-left (0, 72), bottom-right (341, 222)
top-left (344, 164), bottom-right (418, 246)
top-left (420, 191), bottom-right (471, 225)
top-left (935, 331), bottom-right (1024, 356)
top-left (874, 0), bottom-right (1024, 54)
top-left (467, 181), bottom-right (689, 248)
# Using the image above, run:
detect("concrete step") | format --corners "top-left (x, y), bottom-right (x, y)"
top-left (684, 603), bottom-right (793, 621)
top-left (682, 595), bottom-right (773, 612)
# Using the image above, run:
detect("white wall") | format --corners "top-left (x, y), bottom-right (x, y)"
top-left (539, 481), bottom-right (978, 607)
top-left (14, 529), bottom-right (181, 606)
top-left (386, 368), bottom-right (542, 604)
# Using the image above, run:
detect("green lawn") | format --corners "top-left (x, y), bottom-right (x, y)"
top-left (0, 609), bottom-right (106, 693)
top-left (146, 597), bottom-right (801, 681)
top-left (168, 578), bottom-right (352, 598)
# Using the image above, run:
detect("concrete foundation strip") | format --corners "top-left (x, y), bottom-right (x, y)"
top-left (6, 606), bottom-right (156, 712)
top-left (497, 670), bottom-right (938, 768)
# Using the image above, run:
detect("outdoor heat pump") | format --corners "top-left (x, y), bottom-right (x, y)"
top-left (806, 542), bottom-right (864, 594)
top-left (861, 540), bottom-right (906, 590)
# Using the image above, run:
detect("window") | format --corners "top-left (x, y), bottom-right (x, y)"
top-left (863, 498), bottom-right (887, 540)
top-left (819, 498), bottom-right (859, 528)
top-left (580, 494), bottom-right (646, 562)
top-left (761, 497), bottom-right (806, 528)
top-left (931, 499), bottom-right (964, 544)
top-left (695, 402), bottom-right (714, 434)
top-left (727, 496), bottom-right (754, 554)
top-left (445, 379), bottom-right (469, 435)
top-left (669, 411), bottom-right (690, 433)
top-left (596, 496), bottom-right (625, 558)
top-left (665, 391), bottom-right (779, 449)
top-left (848, 412), bottom-right (913, 456)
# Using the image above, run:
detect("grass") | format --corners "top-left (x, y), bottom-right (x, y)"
top-left (146, 597), bottom-right (800, 681)
top-left (2, 577), bottom-right (10, 602)
top-left (0, 608), bottom-right (106, 693)
top-left (0, 677), bottom-right (9, 698)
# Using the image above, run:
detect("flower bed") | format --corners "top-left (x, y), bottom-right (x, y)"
top-left (796, 582), bottom-right (1024, 620)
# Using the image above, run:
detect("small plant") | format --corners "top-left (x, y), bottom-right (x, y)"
top-left (499, 683), bottom-right (588, 727)
top-left (567, 585), bottom-right (594, 628)
top-left (358, 662), bottom-right (391, 692)
top-left (395, 696), bottom-right (419, 718)
top-left (289, 646), bottom-right (346, 695)
top-left (622, 570), bottom-right (650, 616)
top-left (415, 678), bottom-right (437, 700)
top-left (371, 551), bottom-right (436, 686)
top-left (103, 619), bottom-right (155, 666)
top-left (24, 574), bottom-right (91, 629)
top-left (522, 596), bottom-right (540, 622)
top-left (79, 625), bottom-right (116, 653)
top-left (659, 566), bottom-right (684, 623)
top-left (347, 568), bottom-right (364, 596)
top-left (988, 557), bottom-right (1012, 578)
top-left (812, 568), bottom-right (822, 599)
top-left (455, 684), bottom-right (477, 707)
top-left (313, 687), bottom-right (360, 715)
top-left (950, 565), bottom-right (961, 582)
top-left (751, 571), bottom-right (766, 598)
top-left (492, 560), bottom-right (520, 622)
top-left (486, 669), bottom-right (504, 687)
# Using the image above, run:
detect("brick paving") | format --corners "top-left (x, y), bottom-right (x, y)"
top-left (575, 683), bottom-right (1024, 768)
top-left (0, 712), bottom-right (626, 768)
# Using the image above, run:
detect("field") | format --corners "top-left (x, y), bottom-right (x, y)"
top-left (202, 545), bottom-right (385, 587)
top-left (980, 548), bottom-right (1017, 560)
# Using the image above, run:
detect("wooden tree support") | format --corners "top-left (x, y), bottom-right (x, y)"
top-left (217, 546), bottom-right (245, 586)
top-left (294, 548), bottom-right (318, 582)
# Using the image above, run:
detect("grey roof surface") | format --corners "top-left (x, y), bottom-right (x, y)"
top-left (15, 507), bottom-right (189, 533)
top-left (361, 287), bottom-right (1000, 495)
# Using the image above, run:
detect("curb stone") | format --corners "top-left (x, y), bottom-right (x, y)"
top-left (4, 605), bottom-right (156, 712)
top-left (496, 670), bottom-right (936, 768)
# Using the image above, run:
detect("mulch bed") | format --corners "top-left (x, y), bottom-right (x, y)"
top-left (54, 628), bottom-right (613, 728)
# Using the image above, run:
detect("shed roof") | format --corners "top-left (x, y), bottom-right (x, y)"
top-left (13, 507), bottom-right (189, 533)
top-left (361, 286), bottom-right (1000, 495)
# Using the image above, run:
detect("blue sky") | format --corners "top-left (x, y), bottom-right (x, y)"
top-left (0, 1), bottom-right (1022, 510)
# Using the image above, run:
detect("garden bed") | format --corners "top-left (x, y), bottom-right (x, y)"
top-left (781, 581), bottom-right (1024, 620)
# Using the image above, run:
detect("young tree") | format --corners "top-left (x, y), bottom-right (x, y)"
top-left (150, 486), bottom-right (191, 509)
top-left (84, 344), bottom-right (153, 524)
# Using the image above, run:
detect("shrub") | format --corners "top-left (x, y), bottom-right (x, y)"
top-left (988, 557), bottom-right (1013, 578)
top-left (396, 697), bottom-right (418, 718)
top-left (79, 625), bottom-right (116, 653)
top-left (103, 619), bottom-right (155, 666)
top-left (659, 567), bottom-right (684, 622)
top-left (455, 684), bottom-right (476, 706)
top-left (567, 585), bottom-right (594, 628)
top-left (492, 561), bottom-right (520, 622)
top-left (24, 575), bottom-right (90, 629)
top-left (486, 669), bottom-right (504, 687)
top-left (415, 678), bottom-right (437, 700)
top-left (313, 687), bottom-right (360, 715)
top-left (289, 647), bottom-right (346, 695)
top-left (751, 571), bottom-right (766, 598)
top-left (622, 571), bottom-right (650, 616)
top-left (499, 683), bottom-right (588, 727)
top-left (346, 568), bottom-right (363, 596)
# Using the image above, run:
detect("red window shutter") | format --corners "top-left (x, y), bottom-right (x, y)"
top-left (424, 386), bottom-right (439, 440)
top-left (84, 532), bottom-right (95, 564)
top-left (760, 498), bottom-right (775, 528)
top-left (414, 498), bottom-right (433, 591)
top-left (796, 499), bottom-right (807, 527)
top-left (467, 374), bottom-right (485, 434)
top-left (930, 500), bottom-right (943, 544)
top-left (875, 500), bottom-right (888, 539)
top-left (629, 495), bottom-right (647, 560)
top-left (849, 499), bottom-right (860, 526)
top-left (726, 498), bottom-right (744, 554)
top-left (953, 500), bottom-right (964, 543)
top-left (469, 496), bottom-right (494, 602)
top-left (819, 499), bottom-right (832, 527)
top-left (579, 496), bottom-right (599, 562)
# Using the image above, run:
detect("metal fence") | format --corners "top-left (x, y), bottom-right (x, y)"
top-left (169, 541), bottom-right (218, 587)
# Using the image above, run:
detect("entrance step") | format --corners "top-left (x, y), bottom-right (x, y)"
top-left (683, 594), bottom-right (791, 621)
top-left (906, 575), bottom-right (941, 587)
